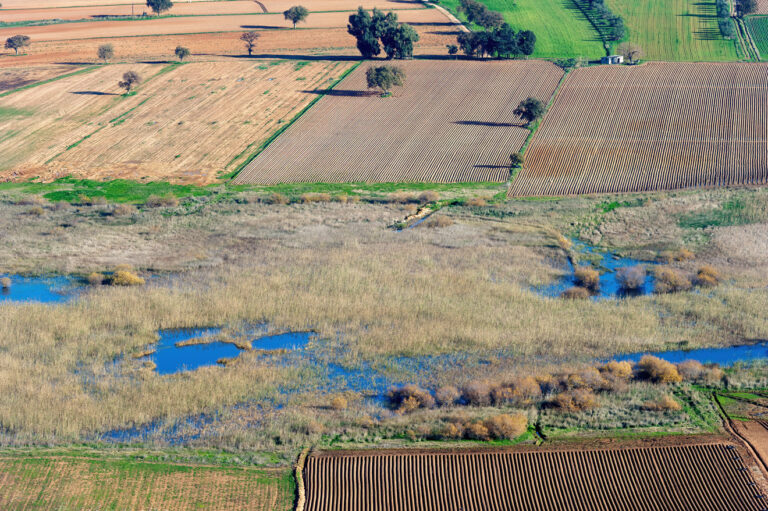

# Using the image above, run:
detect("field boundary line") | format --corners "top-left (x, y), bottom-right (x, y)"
top-left (294, 447), bottom-right (310, 511)
top-left (226, 60), bottom-right (362, 182)
top-left (424, 1), bottom-right (469, 33)
top-left (0, 65), bottom-right (99, 98)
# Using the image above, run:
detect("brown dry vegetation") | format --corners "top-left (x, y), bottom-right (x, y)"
top-left (0, 456), bottom-right (294, 511)
top-left (235, 60), bottom-right (563, 184)
top-left (304, 443), bottom-right (765, 511)
top-left (510, 63), bottom-right (768, 197)
top-left (0, 60), bottom-right (353, 184)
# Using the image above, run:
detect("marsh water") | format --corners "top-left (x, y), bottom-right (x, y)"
top-left (614, 342), bottom-right (768, 366)
top-left (0, 274), bottom-right (81, 303)
top-left (537, 240), bottom-right (655, 299)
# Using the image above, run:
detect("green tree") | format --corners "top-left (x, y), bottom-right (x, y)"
top-left (97, 43), bottom-right (114, 63)
top-left (516, 30), bottom-right (536, 56)
top-left (118, 70), bottom-right (141, 93)
top-left (283, 6), bottom-right (309, 28)
top-left (174, 45), bottom-right (190, 61)
top-left (513, 97), bottom-right (544, 126)
top-left (5, 35), bottom-right (30, 55)
top-left (347, 7), bottom-right (391, 58)
top-left (736, 0), bottom-right (757, 17)
top-left (240, 31), bottom-right (260, 56)
top-left (510, 152), bottom-right (524, 168)
top-left (366, 65), bottom-right (405, 95)
top-left (381, 22), bottom-right (419, 59)
top-left (446, 44), bottom-right (458, 57)
top-left (146, 0), bottom-right (173, 15)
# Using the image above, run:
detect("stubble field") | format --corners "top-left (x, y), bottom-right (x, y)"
top-left (0, 455), bottom-right (294, 511)
top-left (235, 60), bottom-right (564, 184)
top-left (0, 60), bottom-right (353, 184)
top-left (304, 442), bottom-right (765, 511)
top-left (510, 63), bottom-right (768, 197)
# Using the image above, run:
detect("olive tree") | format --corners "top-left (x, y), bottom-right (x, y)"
top-left (5, 35), bottom-right (30, 55)
top-left (174, 45), bottom-right (190, 61)
top-left (118, 70), bottom-right (141, 93)
top-left (146, 0), bottom-right (173, 15)
top-left (617, 42), bottom-right (643, 64)
top-left (366, 65), bottom-right (405, 95)
top-left (97, 44), bottom-right (114, 63)
top-left (513, 97), bottom-right (544, 126)
top-left (283, 6), bottom-right (309, 28)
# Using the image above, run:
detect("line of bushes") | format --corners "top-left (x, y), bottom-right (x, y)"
top-left (451, 0), bottom-right (536, 59)
top-left (572, 0), bottom-right (626, 49)
top-left (716, 0), bottom-right (736, 38)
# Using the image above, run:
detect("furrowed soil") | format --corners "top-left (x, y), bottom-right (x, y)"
top-left (304, 442), bottom-right (765, 510)
top-left (0, 456), bottom-right (294, 511)
top-left (235, 60), bottom-right (563, 184)
top-left (510, 62), bottom-right (768, 197)
top-left (733, 421), bottom-right (768, 471)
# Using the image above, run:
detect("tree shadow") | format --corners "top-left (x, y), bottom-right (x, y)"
top-left (428, 30), bottom-right (462, 36)
top-left (221, 53), bottom-right (362, 61)
top-left (406, 21), bottom-right (459, 26)
top-left (561, 0), bottom-right (605, 42)
top-left (454, 120), bottom-right (519, 127)
top-left (302, 89), bottom-right (376, 97)
top-left (70, 91), bottom-right (119, 95)
top-left (473, 164), bottom-right (509, 169)
top-left (240, 24), bottom-right (286, 30)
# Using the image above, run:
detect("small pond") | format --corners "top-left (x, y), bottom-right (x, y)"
top-left (537, 240), bottom-right (655, 300)
top-left (614, 342), bottom-right (768, 367)
top-left (140, 328), bottom-right (313, 375)
top-left (0, 274), bottom-right (82, 304)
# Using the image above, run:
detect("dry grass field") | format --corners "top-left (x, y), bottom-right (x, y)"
top-left (0, 455), bottom-right (294, 511)
top-left (0, 64), bottom-right (80, 92)
top-left (0, 60), bottom-right (353, 184)
top-left (304, 442), bottom-right (765, 510)
top-left (235, 60), bottom-right (563, 184)
top-left (509, 63), bottom-right (768, 197)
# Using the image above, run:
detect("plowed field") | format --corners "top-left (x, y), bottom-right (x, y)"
top-left (235, 60), bottom-right (563, 184)
top-left (510, 63), bottom-right (768, 197)
top-left (0, 60), bottom-right (353, 184)
top-left (747, 17), bottom-right (768, 56)
top-left (304, 443), bottom-right (764, 511)
top-left (0, 456), bottom-right (294, 511)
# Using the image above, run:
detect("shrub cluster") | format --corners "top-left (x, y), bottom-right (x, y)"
top-left (347, 8), bottom-right (419, 59)
top-left (616, 265), bottom-right (646, 291)
top-left (456, 25), bottom-right (536, 59)
top-left (574, 266), bottom-right (600, 291)
top-left (387, 385), bottom-right (435, 414)
top-left (439, 413), bottom-right (528, 441)
top-left (716, 0), bottom-right (735, 38)
top-left (654, 267), bottom-right (692, 294)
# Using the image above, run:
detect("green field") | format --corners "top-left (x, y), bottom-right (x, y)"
top-left (606, 0), bottom-right (741, 60)
top-left (439, 0), bottom-right (605, 59)
top-left (747, 16), bottom-right (768, 57)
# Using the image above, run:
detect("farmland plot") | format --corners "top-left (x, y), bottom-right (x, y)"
top-left (747, 17), bottom-right (768, 56)
top-left (49, 60), bottom-right (353, 184)
top-left (0, 456), bottom-right (294, 511)
top-left (235, 60), bottom-right (563, 184)
top-left (304, 443), bottom-right (765, 511)
top-left (510, 63), bottom-right (768, 197)
top-left (0, 65), bottom-right (80, 92)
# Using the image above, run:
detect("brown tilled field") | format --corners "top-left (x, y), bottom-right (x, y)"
top-left (0, 60), bottom-right (353, 184)
top-left (0, 64), bottom-right (80, 92)
top-left (304, 443), bottom-right (766, 511)
top-left (509, 63), bottom-right (768, 197)
top-left (0, 456), bottom-right (294, 510)
top-left (235, 60), bottom-right (564, 184)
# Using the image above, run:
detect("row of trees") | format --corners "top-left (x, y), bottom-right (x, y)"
top-left (457, 0), bottom-right (505, 29)
top-left (347, 8), bottom-right (419, 59)
top-left (716, 0), bottom-right (736, 38)
top-left (454, 25), bottom-right (535, 58)
top-left (96, 43), bottom-right (189, 63)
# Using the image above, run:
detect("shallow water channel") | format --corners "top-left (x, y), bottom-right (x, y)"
top-left (614, 342), bottom-right (768, 366)
top-left (0, 274), bottom-right (82, 304)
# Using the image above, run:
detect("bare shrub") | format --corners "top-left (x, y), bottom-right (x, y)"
top-left (28, 205), bottom-right (45, 216)
top-left (15, 195), bottom-right (46, 206)
top-left (424, 215), bottom-right (453, 228)
top-left (109, 270), bottom-right (145, 286)
top-left (561, 287), bottom-right (590, 299)
top-left (266, 193), bottom-right (289, 205)
top-left (600, 360), bottom-right (633, 380)
top-left (654, 267), bottom-right (691, 294)
top-left (0, 277), bottom-right (10, 289)
top-left (551, 389), bottom-right (597, 412)
top-left (462, 381), bottom-right (492, 406)
top-left (300, 193), bottom-right (331, 203)
top-left (464, 421), bottom-right (490, 440)
top-left (616, 265), bottom-right (646, 290)
top-left (565, 367), bottom-right (607, 391)
top-left (677, 360), bottom-right (705, 381)
top-left (466, 197), bottom-right (487, 207)
top-left (403, 203), bottom-right (418, 215)
top-left (438, 421), bottom-right (464, 439)
top-left (388, 192), bottom-right (417, 204)
top-left (334, 194), bottom-right (349, 204)
top-left (145, 194), bottom-right (178, 208)
top-left (574, 266), bottom-right (600, 291)
top-left (702, 366), bottom-right (725, 385)
top-left (330, 395), bottom-right (348, 411)
top-left (659, 248), bottom-right (695, 263)
top-left (435, 386), bottom-right (460, 407)
top-left (643, 394), bottom-right (682, 412)
top-left (112, 203), bottom-right (137, 216)
top-left (637, 355), bottom-right (682, 383)
top-left (86, 273), bottom-right (104, 286)
top-left (484, 413), bottom-right (528, 440)
top-left (695, 265), bottom-right (721, 287)
top-left (418, 191), bottom-right (439, 203)
top-left (386, 385), bottom-right (434, 413)
top-left (491, 377), bottom-right (541, 406)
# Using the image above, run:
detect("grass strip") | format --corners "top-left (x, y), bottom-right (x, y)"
top-left (224, 60), bottom-right (363, 181)
top-left (0, 66), bottom-right (98, 98)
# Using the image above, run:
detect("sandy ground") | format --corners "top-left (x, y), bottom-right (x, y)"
top-left (0, 0), bottom-right (424, 23)
top-left (0, 9), bottom-right (449, 42)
